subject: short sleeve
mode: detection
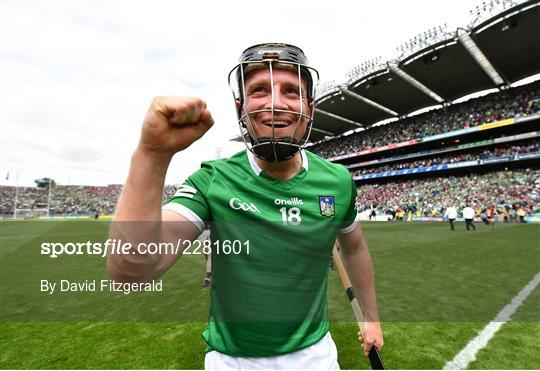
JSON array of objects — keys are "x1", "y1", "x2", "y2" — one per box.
[
  {"x1": 340, "y1": 176, "x2": 358, "y2": 234},
  {"x1": 162, "y1": 163, "x2": 213, "y2": 232}
]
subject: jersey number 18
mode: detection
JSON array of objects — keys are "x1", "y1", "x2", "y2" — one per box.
[{"x1": 279, "y1": 207, "x2": 301, "y2": 226}]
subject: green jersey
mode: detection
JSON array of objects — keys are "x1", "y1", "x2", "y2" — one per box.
[{"x1": 163, "y1": 149, "x2": 357, "y2": 357}]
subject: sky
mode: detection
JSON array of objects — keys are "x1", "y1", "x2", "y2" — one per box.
[{"x1": 0, "y1": 0, "x2": 507, "y2": 187}]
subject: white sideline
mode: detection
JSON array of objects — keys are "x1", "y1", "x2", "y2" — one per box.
[{"x1": 443, "y1": 271, "x2": 540, "y2": 370}]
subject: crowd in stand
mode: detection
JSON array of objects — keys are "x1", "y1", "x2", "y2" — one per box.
[
  {"x1": 356, "y1": 169, "x2": 539, "y2": 217},
  {"x1": 310, "y1": 81, "x2": 539, "y2": 159},
  {"x1": 0, "y1": 184, "x2": 123, "y2": 216},
  {"x1": 2, "y1": 168, "x2": 538, "y2": 219},
  {"x1": 0, "y1": 183, "x2": 186, "y2": 217},
  {"x1": 0, "y1": 186, "x2": 47, "y2": 213},
  {"x1": 351, "y1": 140, "x2": 540, "y2": 177},
  {"x1": 2, "y1": 83, "x2": 539, "y2": 219}
]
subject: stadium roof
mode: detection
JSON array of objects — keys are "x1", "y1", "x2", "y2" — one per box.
[{"x1": 312, "y1": 0, "x2": 540, "y2": 142}]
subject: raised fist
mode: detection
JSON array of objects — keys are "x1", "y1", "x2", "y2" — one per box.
[{"x1": 138, "y1": 96, "x2": 214, "y2": 157}]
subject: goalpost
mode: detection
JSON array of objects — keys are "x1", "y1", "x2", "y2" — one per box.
[
  {"x1": 11, "y1": 179, "x2": 53, "y2": 219},
  {"x1": 13, "y1": 208, "x2": 49, "y2": 219},
  {"x1": 13, "y1": 208, "x2": 31, "y2": 219}
]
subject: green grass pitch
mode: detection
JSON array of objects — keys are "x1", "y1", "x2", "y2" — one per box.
[{"x1": 1, "y1": 220, "x2": 538, "y2": 369}]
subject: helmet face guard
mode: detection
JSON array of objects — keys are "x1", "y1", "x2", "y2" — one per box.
[{"x1": 228, "y1": 43, "x2": 319, "y2": 162}]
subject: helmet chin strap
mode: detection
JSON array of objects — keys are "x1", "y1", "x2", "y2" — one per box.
[{"x1": 251, "y1": 137, "x2": 301, "y2": 162}]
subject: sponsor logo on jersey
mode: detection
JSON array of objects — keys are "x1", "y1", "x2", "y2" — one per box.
[
  {"x1": 229, "y1": 197, "x2": 260, "y2": 213},
  {"x1": 174, "y1": 185, "x2": 197, "y2": 198},
  {"x1": 319, "y1": 196, "x2": 335, "y2": 217},
  {"x1": 274, "y1": 197, "x2": 304, "y2": 206}
]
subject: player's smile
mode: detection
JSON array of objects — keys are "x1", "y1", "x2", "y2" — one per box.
[
  {"x1": 243, "y1": 68, "x2": 311, "y2": 140},
  {"x1": 261, "y1": 120, "x2": 292, "y2": 128}
]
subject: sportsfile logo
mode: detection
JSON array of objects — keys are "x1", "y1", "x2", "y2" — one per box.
[
  {"x1": 229, "y1": 197, "x2": 260, "y2": 213},
  {"x1": 274, "y1": 197, "x2": 303, "y2": 206}
]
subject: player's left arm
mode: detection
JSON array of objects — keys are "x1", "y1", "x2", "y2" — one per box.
[{"x1": 337, "y1": 224, "x2": 384, "y2": 356}]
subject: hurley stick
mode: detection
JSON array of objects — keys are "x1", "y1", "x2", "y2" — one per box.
[{"x1": 332, "y1": 246, "x2": 385, "y2": 370}]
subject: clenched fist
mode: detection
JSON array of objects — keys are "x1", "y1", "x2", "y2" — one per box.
[{"x1": 137, "y1": 96, "x2": 214, "y2": 158}]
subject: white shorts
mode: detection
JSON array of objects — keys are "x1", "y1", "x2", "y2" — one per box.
[{"x1": 204, "y1": 332, "x2": 339, "y2": 370}]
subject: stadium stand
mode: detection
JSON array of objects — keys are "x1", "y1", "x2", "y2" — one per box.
[
  {"x1": 307, "y1": 0, "x2": 540, "y2": 222},
  {"x1": 0, "y1": 184, "x2": 183, "y2": 218},
  {"x1": 1, "y1": 81, "x2": 538, "y2": 220},
  {"x1": 350, "y1": 140, "x2": 540, "y2": 177},
  {"x1": 0, "y1": 185, "x2": 123, "y2": 217},
  {"x1": 309, "y1": 81, "x2": 540, "y2": 221},
  {"x1": 355, "y1": 169, "x2": 539, "y2": 217},
  {"x1": 310, "y1": 81, "x2": 539, "y2": 159}
]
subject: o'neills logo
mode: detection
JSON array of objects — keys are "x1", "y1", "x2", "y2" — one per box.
[{"x1": 274, "y1": 197, "x2": 303, "y2": 206}]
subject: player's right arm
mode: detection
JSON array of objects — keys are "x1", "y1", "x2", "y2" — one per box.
[{"x1": 108, "y1": 97, "x2": 214, "y2": 283}]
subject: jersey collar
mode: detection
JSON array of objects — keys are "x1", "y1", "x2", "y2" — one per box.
[{"x1": 247, "y1": 150, "x2": 309, "y2": 176}]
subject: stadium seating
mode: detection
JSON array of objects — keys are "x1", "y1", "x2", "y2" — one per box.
[
  {"x1": 311, "y1": 81, "x2": 540, "y2": 220},
  {"x1": 310, "y1": 81, "x2": 539, "y2": 159},
  {"x1": 355, "y1": 169, "x2": 539, "y2": 217},
  {"x1": 351, "y1": 141, "x2": 540, "y2": 177},
  {"x1": 1, "y1": 82, "x2": 538, "y2": 220}
]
